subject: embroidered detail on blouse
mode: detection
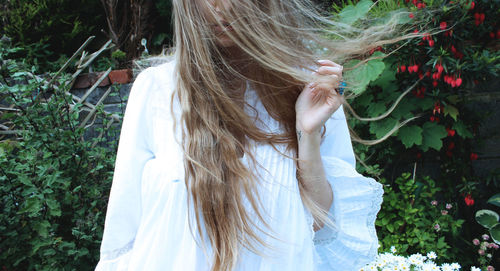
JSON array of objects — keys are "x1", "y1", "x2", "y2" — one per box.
[
  {"x1": 100, "y1": 239, "x2": 135, "y2": 261},
  {"x1": 313, "y1": 229, "x2": 339, "y2": 246},
  {"x1": 312, "y1": 177, "x2": 383, "y2": 247},
  {"x1": 363, "y1": 178, "x2": 384, "y2": 258}
]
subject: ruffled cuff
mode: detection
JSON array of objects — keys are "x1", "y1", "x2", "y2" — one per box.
[
  {"x1": 313, "y1": 156, "x2": 383, "y2": 271},
  {"x1": 95, "y1": 240, "x2": 134, "y2": 271}
]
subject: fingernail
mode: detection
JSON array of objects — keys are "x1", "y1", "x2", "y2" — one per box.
[{"x1": 317, "y1": 59, "x2": 328, "y2": 63}]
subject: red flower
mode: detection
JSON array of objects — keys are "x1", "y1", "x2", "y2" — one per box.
[
  {"x1": 436, "y1": 63, "x2": 444, "y2": 73},
  {"x1": 428, "y1": 39, "x2": 435, "y2": 47},
  {"x1": 446, "y1": 128, "x2": 456, "y2": 137},
  {"x1": 440, "y1": 22, "x2": 447, "y2": 30},
  {"x1": 469, "y1": 1, "x2": 475, "y2": 10},
  {"x1": 409, "y1": 13, "x2": 414, "y2": 19},
  {"x1": 490, "y1": 32, "x2": 496, "y2": 39},
  {"x1": 448, "y1": 142, "x2": 455, "y2": 150},
  {"x1": 400, "y1": 65, "x2": 406, "y2": 72},
  {"x1": 455, "y1": 77, "x2": 463, "y2": 87},
  {"x1": 464, "y1": 194, "x2": 475, "y2": 206},
  {"x1": 470, "y1": 152, "x2": 478, "y2": 160}
]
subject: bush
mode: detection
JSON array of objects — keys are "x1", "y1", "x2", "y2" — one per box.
[
  {"x1": 0, "y1": 39, "x2": 120, "y2": 270},
  {"x1": 332, "y1": 0, "x2": 500, "y2": 268},
  {"x1": 376, "y1": 173, "x2": 465, "y2": 263},
  {"x1": 0, "y1": 0, "x2": 106, "y2": 71}
]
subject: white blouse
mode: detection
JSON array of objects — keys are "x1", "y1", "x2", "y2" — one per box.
[{"x1": 95, "y1": 60, "x2": 383, "y2": 271}]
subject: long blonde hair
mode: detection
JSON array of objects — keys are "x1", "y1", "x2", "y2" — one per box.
[{"x1": 171, "y1": 0, "x2": 414, "y2": 270}]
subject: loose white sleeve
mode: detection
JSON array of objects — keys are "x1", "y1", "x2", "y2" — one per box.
[
  {"x1": 313, "y1": 105, "x2": 384, "y2": 271},
  {"x1": 95, "y1": 69, "x2": 157, "y2": 270}
]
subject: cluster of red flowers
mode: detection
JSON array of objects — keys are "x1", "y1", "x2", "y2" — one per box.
[
  {"x1": 422, "y1": 33, "x2": 435, "y2": 47},
  {"x1": 473, "y1": 12, "x2": 485, "y2": 26},
  {"x1": 488, "y1": 29, "x2": 500, "y2": 39},
  {"x1": 443, "y1": 74, "x2": 463, "y2": 88},
  {"x1": 439, "y1": 21, "x2": 447, "y2": 30},
  {"x1": 450, "y1": 45, "x2": 464, "y2": 60},
  {"x1": 430, "y1": 101, "x2": 443, "y2": 122},
  {"x1": 396, "y1": 63, "x2": 420, "y2": 74},
  {"x1": 405, "y1": 0, "x2": 426, "y2": 9},
  {"x1": 464, "y1": 194, "x2": 474, "y2": 206},
  {"x1": 413, "y1": 86, "x2": 426, "y2": 98}
]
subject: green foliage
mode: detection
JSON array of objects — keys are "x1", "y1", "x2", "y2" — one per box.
[
  {"x1": 0, "y1": 40, "x2": 119, "y2": 270},
  {"x1": 344, "y1": 51, "x2": 387, "y2": 94},
  {"x1": 475, "y1": 194, "x2": 500, "y2": 245},
  {"x1": 376, "y1": 173, "x2": 465, "y2": 262},
  {"x1": 338, "y1": 0, "x2": 500, "y2": 267},
  {"x1": 0, "y1": 0, "x2": 106, "y2": 71},
  {"x1": 337, "y1": 0, "x2": 373, "y2": 24}
]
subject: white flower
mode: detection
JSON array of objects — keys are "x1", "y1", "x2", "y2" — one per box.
[
  {"x1": 450, "y1": 263, "x2": 461, "y2": 270},
  {"x1": 470, "y1": 267, "x2": 481, "y2": 271},
  {"x1": 409, "y1": 254, "x2": 424, "y2": 266},
  {"x1": 391, "y1": 246, "x2": 397, "y2": 253},
  {"x1": 441, "y1": 263, "x2": 453, "y2": 271},
  {"x1": 427, "y1": 251, "x2": 437, "y2": 260},
  {"x1": 398, "y1": 261, "x2": 410, "y2": 270}
]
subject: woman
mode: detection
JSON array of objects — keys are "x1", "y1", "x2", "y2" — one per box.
[{"x1": 96, "y1": 0, "x2": 398, "y2": 270}]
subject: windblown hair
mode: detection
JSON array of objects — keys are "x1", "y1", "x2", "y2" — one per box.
[{"x1": 171, "y1": 0, "x2": 415, "y2": 270}]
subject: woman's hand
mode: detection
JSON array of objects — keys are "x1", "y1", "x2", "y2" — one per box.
[{"x1": 295, "y1": 60, "x2": 344, "y2": 135}]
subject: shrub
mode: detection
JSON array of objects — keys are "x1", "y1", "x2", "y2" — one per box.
[
  {"x1": 0, "y1": 39, "x2": 120, "y2": 270},
  {"x1": 0, "y1": 0, "x2": 106, "y2": 71}
]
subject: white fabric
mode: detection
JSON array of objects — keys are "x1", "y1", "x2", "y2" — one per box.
[{"x1": 95, "y1": 61, "x2": 383, "y2": 271}]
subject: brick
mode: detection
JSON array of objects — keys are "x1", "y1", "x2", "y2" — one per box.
[{"x1": 108, "y1": 69, "x2": 133, "y2": 85}]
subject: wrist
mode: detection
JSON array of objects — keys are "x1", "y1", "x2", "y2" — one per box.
[{"x1": 296, "y1": 126, "x2": 322, "y2": 144}]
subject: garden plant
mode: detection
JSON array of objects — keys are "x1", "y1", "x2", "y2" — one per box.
[{"x1": 0, "y1": 0, "x2": 499, "y2": 270}]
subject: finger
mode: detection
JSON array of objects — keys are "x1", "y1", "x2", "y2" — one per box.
[
  {"x1": 317, "y1": 60, "x2": 341, "y2": 68},
  {"x1": 313, "y1": 82, "x2": 341, "y2": 96},
  {"x1": 314, "y1": 74, "x2": 341, "y2": 86},
  {"x1": 316, "y1": 66, "x2": 343, "y2": 76}
]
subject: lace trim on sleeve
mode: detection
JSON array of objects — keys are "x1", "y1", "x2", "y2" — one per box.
[
  {"x1": 100, "y1": 239, "x2": 135, "y2": 261},
  {"x1": 312, "y1": 179, "x2": 383, "y2": 246}
]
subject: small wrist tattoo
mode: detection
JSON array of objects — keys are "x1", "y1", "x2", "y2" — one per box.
[
  {"x1": 297, "y1": 127, "x2": 323, "y2": 141},
  {"x1": 297, "y1": 129, "x2": 302, "y2": 141}
]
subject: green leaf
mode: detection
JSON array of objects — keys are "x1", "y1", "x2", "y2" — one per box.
[
  {"x1": 370, "y1": 118, "x2": 398, "y2": 138},
  {"x1": 421, "y1": 122, "x2": 447, "y2": 151},
  {"x1": 487, "y1": 193, "x2": 500, "y2": 208},
  {"x1": 397, "y1": 125, "x2": 423, "y2": 148},
  {"x1": 367, "y1": 102, "x2": 387, "y2": 117},
  {"x1": 18, "y1": 197, "x2": 42, "y2": 216},
  {"x1": 417, "y1": 97, "x2": 434, "y2": 111},
  {"x1": 452, "y1": 121, "x2": 473, "y2": 138},
  {"x1": 443, "y1": 105, "x2": 459, "y2": 121},
  {"x1": 344, "y1": 52, "x2": 386, "y2": 94},
  {"x1": 475, "y1": 210, "x2": 499, "y2": 229},
  {"x1": 46, "y1": 198, "x2": 61, "y2": 217},
  {"x1": 392, "y1": 99, "x2": 418, "y2": 119},
  {"x1": 338, "y1": 0, "x2": 373, "y2": 25},
  {"x1": 371, "y1": 64, "x2": 398, "y2": 93},
  {"x1": 34, "y1": 220, "x2": 51, "y2": 238},
  {"x1": 387, "y1": 223, "x2": 394, "y2": 233},
  {"x1": 491, "y1": 223, "x2": 500, "y2": 245}
]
